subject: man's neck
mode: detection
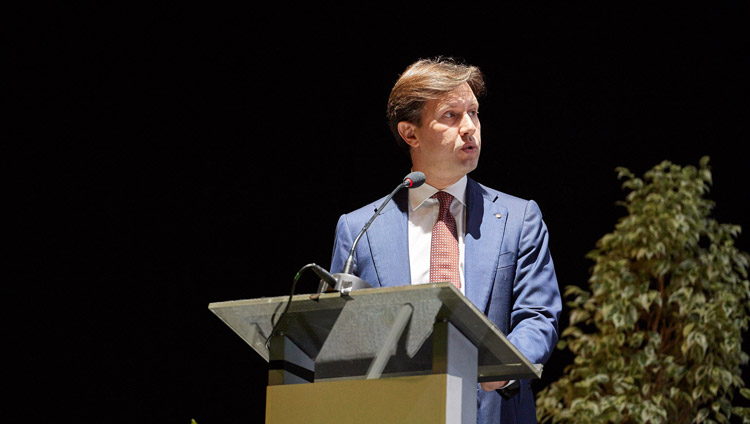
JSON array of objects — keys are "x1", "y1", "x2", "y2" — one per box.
[{"x1": 420, "y1": 173, "x2": 467, "y2": 190}]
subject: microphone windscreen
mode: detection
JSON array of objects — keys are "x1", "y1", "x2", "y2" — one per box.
[{"x1": 404, "y1": 171, "x2": 426, "y2": 188}]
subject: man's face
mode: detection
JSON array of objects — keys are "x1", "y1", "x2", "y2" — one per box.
[{"x1": 402, "y1": 82, "x2": 481, "y2": 188}]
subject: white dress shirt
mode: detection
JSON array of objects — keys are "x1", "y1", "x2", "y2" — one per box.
[{"x1": 407, "y1": 175, "x2": 467, "y2": 295}]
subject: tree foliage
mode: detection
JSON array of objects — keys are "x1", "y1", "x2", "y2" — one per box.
[{"x1": 536, "y1": 157, "x2": 750, "y2": 423}]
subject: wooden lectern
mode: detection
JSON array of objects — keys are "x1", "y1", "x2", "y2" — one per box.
[{"x1": 209, "y1": 283, "x2": 541, "y2": 424}]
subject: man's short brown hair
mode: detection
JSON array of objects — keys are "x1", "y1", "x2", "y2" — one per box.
[{"x1": 386, "y1": 57, "x2": 486, "y2": 150}]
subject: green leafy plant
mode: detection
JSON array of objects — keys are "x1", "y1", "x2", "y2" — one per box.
[{"x1": 536, "y1": 157, "x2": 750, "y2": 423}]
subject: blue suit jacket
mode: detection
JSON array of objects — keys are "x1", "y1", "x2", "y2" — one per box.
[{"x1": 330, "y1": 177, "x2": 562, "y2": 423}]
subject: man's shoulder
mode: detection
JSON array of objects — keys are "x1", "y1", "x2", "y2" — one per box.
[
  {"x1": 339, "y1": 201, "x2": 377, "y2": 224},
  {"x1": 339, "y1": 190, "x2": 406, "y2": 221},
  {"x1": 469, "y1": 179, "x2": 550, "y2": 233},
  {"x1": 470, "y1": 178, "x2": 531, "y2": 210}
]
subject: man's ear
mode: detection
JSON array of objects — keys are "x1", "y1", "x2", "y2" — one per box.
[{"x1": 397, "y1": 121, "x2": 419, "y2": 148}]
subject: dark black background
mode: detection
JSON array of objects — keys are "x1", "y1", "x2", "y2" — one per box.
[{"x1": 9, "y1": 3, "x2": 749, "y2": 423}]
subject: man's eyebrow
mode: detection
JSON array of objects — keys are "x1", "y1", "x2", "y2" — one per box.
[{"x1": 436, "y1": 98, "x2": 479, "y2": 110}]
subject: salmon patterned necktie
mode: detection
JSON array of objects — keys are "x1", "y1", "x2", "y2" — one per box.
[{"x1": 429, "y1": 191, "x2": 461, "y2": 289}]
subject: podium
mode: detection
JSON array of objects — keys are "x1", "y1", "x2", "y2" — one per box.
[{"x1": 209, "y1": 283, "x2": 541, "y2": 424}]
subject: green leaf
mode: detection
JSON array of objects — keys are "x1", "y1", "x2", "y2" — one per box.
[{"x1": 696, "y1": 407, "x2": 710, "y2": 422}]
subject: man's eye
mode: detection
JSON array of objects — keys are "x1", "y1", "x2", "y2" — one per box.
[{"x1": 444, "y1": 112, "x2": 455, "y2": 118}]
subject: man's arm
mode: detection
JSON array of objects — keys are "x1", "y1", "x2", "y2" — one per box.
[
  {"x1": 330, "y1": 214, "x2": 354, "y2": 274},
  {"x1": 507, "y1": 199, "x2": 562, "y2": 366}
]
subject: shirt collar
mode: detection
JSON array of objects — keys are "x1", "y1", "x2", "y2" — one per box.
[{"x1": 409, "y1": 175, "x2": 468, "y2": 211}]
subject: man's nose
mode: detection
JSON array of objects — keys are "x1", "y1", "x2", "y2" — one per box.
[{"x1": 459, "y1": 113, "x2": 478, "y2": 137}]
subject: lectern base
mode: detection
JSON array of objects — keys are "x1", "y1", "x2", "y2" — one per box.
[{"x1": 266, "y1": 373, "x2": 468, "y2": 424}]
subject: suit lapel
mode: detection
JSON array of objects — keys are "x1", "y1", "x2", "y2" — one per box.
[
  {"x1": 464, "y1": 178, "x2": 508, "y2": 314},
  {"x1": 366, "y1": 190, "x2": 411, "y2": 287}
]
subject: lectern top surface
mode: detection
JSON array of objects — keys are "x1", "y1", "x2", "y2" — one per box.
[{"x1": 209, "y1": 283, "x2": 541, "y2": 380}]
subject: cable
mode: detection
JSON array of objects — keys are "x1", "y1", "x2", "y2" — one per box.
[{"x1": 264, "y1": 263, "x2": 318, "y2": 348}]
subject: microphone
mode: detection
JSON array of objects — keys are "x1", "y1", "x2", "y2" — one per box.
[
  {"x1": 271, "y1": 173, "x2": 426, "y2": 342},
  {"x1": 403, "y1": 171, "x2": 426, "y2": 189},
  {"x1": 333, "y1": 172, "x2": 425, "y2": 293}
]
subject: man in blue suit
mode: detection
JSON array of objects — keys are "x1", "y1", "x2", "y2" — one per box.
[{"x1": 330, "y1": 57, "x2": 562, "y2": 423}]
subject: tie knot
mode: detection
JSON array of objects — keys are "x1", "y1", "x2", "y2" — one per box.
[{"x1": 433, "y1": 191, "x2": 453, "y2": 210}]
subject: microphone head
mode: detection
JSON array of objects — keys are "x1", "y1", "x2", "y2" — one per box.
[{"x1": 403, "y1": 171, "x2": 426, "y2": 188}]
